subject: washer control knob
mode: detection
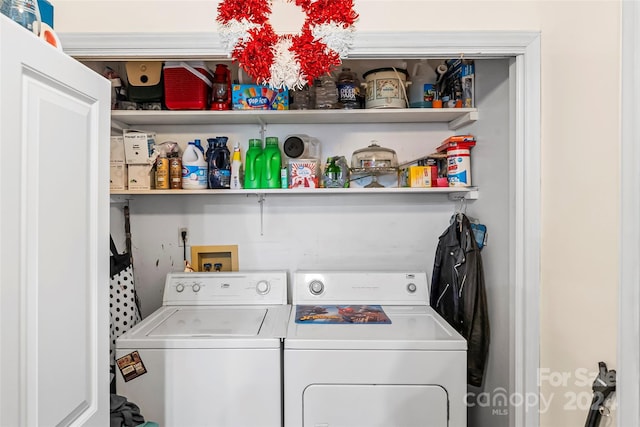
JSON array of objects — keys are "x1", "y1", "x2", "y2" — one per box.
[
  {"x1": 309, "y1": 280, "x2": 325, "y2": 295},
  {"x1": 256, "y1": 280, "x2": 270, "y2": 295},
  {"x1": 192, "y1": 283, "x2": 201, "y2": 293},
  {"x1": 407, "y1": 283, "x2": 417, "y2": 293},
  {"x1": 176, "y1": 283, "x2": 185, "y2": 293}
]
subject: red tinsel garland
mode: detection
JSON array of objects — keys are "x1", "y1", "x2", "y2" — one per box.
[{"x1": 217, "y1": 0, "x2": 358, "y2": 89}]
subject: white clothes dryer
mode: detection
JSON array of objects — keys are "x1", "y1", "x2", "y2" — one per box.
[
  {"x1": 284, "y1": 271, "x2": 467, "y2": 427},
  {"x1": 115, "y1": 271, "x2": 290, "y2": 427}
]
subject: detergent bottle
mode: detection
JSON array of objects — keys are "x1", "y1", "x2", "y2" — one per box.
[
  {"x1": 181, "y1": 141, "x2": 207, "y2": 189},
  {"x1": 230, "y1": 143, "x2": 243, "y2": 189},
  {"x1": 408, "y1": 60, "x2": 437, "y2": 108},
  {"x1": 243, "y1": 139, "x2": 264, "y2": 189},
  {"x1": 261, "y1": 136, "x2": 282, "y2": 188},
  {"x1": 206, "y1": 136, "x2": 231, "y2": 189},
  {"x1": 194, "y1": 138, "x2": 205, "y2": 154}
]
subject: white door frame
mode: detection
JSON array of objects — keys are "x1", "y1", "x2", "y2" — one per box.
[
  {"x1": 619, "y1": 2, "x2": 640, "y2": 426},
  {"x1": 60, "y1": 30, "x2": 542, "y2": 427}
]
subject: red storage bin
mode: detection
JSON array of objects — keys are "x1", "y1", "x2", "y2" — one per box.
[{"x1": 163, "y1": 62, "x2": 213, "y2": 110}]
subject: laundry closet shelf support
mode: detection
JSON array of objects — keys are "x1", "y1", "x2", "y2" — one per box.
[
  {"x1": 109, "y1": 108, "x2": 478, "y2": 129},
  {"x1": 110, "y1": 187, "x2": 479, "y2": 198}
]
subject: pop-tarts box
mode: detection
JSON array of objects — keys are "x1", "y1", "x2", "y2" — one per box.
[{"x1": 232, "y1": 84, "x2": 289, "y2": 110}]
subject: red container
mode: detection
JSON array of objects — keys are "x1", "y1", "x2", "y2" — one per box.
[{"x1": 163, "y1": 62, "x2": 213, "y2": 110}]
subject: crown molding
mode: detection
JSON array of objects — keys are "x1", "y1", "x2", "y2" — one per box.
[{"x1": 59, "y1": 31, "x2": 540, "y2": 60}]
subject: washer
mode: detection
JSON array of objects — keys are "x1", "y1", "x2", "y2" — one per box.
[
  {"x1": 115, "y1": 271, "x2": 290, "y2": 427},
  {"x1": 284, "y1": 271, "x2": 467, "y2": 427}
]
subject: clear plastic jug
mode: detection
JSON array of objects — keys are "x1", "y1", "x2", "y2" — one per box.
[
  {"x1": 409, "y1": 60, "x2": 437, "y2": 108},
  {"x1": 1, "y1": 0, "x2": 41, "y2": 35}
]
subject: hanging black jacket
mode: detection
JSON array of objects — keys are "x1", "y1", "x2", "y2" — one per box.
[{"x1": 430, "y1": 213, "x2": 490, "y2": 387}]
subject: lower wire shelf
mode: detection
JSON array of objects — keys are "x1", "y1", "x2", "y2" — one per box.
[{"x1": 110, "y1": 186, "x2": 479, "y2": 199}]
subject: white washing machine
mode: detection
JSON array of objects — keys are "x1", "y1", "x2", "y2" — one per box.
[
  {"x1": 284, "y1": 271, "x2": 467, "y2": 427},
  {"x1": 115, "y1": 271, "x2": 290, "y2": 427}
]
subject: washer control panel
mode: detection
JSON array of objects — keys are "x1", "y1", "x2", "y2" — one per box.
[
  {"x1": 163, "y1": 271, "x2": 287, "y2": 306},
  {"x1": 293, "y1": 271, "x2": 429, "y2": 305}
]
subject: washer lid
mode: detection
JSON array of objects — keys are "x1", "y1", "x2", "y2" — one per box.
[
  {"x1": 149, "y1": 308, "x2": 266, "y2": 337},
  {"x1": 116, "y1": 305, "x2": 291, "y2": 349},
  {"x1": 285, "y1": 305, "x2": 466, "y2": 351}
]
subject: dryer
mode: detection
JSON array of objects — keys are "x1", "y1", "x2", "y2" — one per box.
[
  {"x1": 115, "y1": 271, "x2": 290, "y2": 427},
  {"x1": 284, "y1": 271, "x2": 466, "y2": 427}
]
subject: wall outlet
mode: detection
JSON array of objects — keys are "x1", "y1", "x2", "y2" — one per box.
[{"x1": 179, "y1": 227, "x2": 188, "y2": 247}]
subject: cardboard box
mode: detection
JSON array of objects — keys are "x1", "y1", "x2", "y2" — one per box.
[
  {"x1": 110, "y1": 136, "x2": 126, "y2": 163},
  {"x1": 442, "y1": 59, "x2": 475, "y2": 108},
  {"x1": 123, "y1": 130, "x2": 156, "y2": 164},
  {"x1": 127, "y1": 164, "x2": 154, "y2": 190},
  {"x1": 232, "y1": 84, "x2": 289, "y2": 110},
  {"x1": 38, "y1": 0, "x2": 54, "y2": 28},
  {"x1": 110, "y1": 163, "x2": 128, "y2": 190},
  {"x1": 461, "y1": 73, "x2": 475, "y2": 108},
  {"x1": 400, "y1": 165, "x2": 436, "y2": 188},
  {"x1": 435, "y1": 135, "x2": 476, "y2": 153},
  {"x1": 289, "y1": 159, "x2": 319, "y2": 188}
]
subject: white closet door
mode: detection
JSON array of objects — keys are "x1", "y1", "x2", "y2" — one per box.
[{"x1": 0, "y1": 15, "x2": 110, "y2": 426}]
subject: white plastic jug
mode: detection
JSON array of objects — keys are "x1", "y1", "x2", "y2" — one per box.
[
  {"x1": 182, "y1": 141, "x2": 208, "y2": 189},
  {"x1": 409, "y1": 60, "x2": 437, "y2": 108}
]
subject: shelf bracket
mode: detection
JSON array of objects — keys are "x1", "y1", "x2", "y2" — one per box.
[
  {"x1": 448, "y1": 111, "x2": 478, "y2": 131},
  {"x1": 111, "y1": 119, "x2": 127, "y2": 132},
  {"x1": 110, "y1": 195, "x2": 132, "y2": 204},
  {"x1": 257, "y1": 117, "x2": 267, "y2": 141},
  {"x1": 247, "y1": 193, "x2": 267, "y2": 235},
  {"x1": 448, "y1": 188, "x2": 479, "y2": 200}
]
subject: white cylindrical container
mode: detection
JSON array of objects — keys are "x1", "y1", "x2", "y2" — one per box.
[
  {"x1": 182, "y1": 141, "x2": 208, "y2": 189},
  {"x1": 447, "y1": 148, "x2": 471, "y2": 187},
  {"x1": 362, "y1": 67, "x2": 409, "y2": 109}
]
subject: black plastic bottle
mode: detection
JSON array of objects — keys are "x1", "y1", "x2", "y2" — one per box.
[{"x1": 206, "y1": 137, "x2": 231, "y2": 189}]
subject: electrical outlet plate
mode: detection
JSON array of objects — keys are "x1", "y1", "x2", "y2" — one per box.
[{"x1": 179, "y1": 227, "x2": 188, "y2": 247}]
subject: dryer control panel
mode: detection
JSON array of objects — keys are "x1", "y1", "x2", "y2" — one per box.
[
  {"x1": 163, "y1": 271, "x2": 288, "y2": 306},
  {"x1": 292, "y1": 271, "x2": 429, "y2": 305}
]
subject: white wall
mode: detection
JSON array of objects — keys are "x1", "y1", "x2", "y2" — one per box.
[{"x1": 55, "y1": 1, "x2": 621, "y2": 426}]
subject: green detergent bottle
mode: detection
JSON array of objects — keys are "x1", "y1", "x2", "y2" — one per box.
[
  {"x1": 261, "y1": 136, "x2": 282, "y2": 188},
  {"x1": 243, "y1": 138, "x2": 264, "y2": 189}
]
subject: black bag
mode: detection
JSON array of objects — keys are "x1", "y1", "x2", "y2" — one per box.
[
  {"x1": 110, "y1": 236, "x2": 132, "y2": 278},
  {"x1": 109, "y1": 206, "x2": 142, "y2": 370}
]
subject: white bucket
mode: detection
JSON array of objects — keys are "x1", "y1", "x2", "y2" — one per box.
[
  {"x1": 447, "y1": 148, "x2": 471, "y2": 186},
  {"x1": 362, "y1": 67, "x2": 410, "y2": 109}
]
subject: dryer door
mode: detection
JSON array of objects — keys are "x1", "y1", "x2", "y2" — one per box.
[{"x1": 303, "y1": 384, "x2": 449, "y2": 426}]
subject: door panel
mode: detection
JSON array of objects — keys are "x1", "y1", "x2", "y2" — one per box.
[
  {"x1": 303, "y1": 384, "x2": 449, "y2": 427},
  {"x1": 1, "y1": 15, "x2": 110, "y2": 427}
]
